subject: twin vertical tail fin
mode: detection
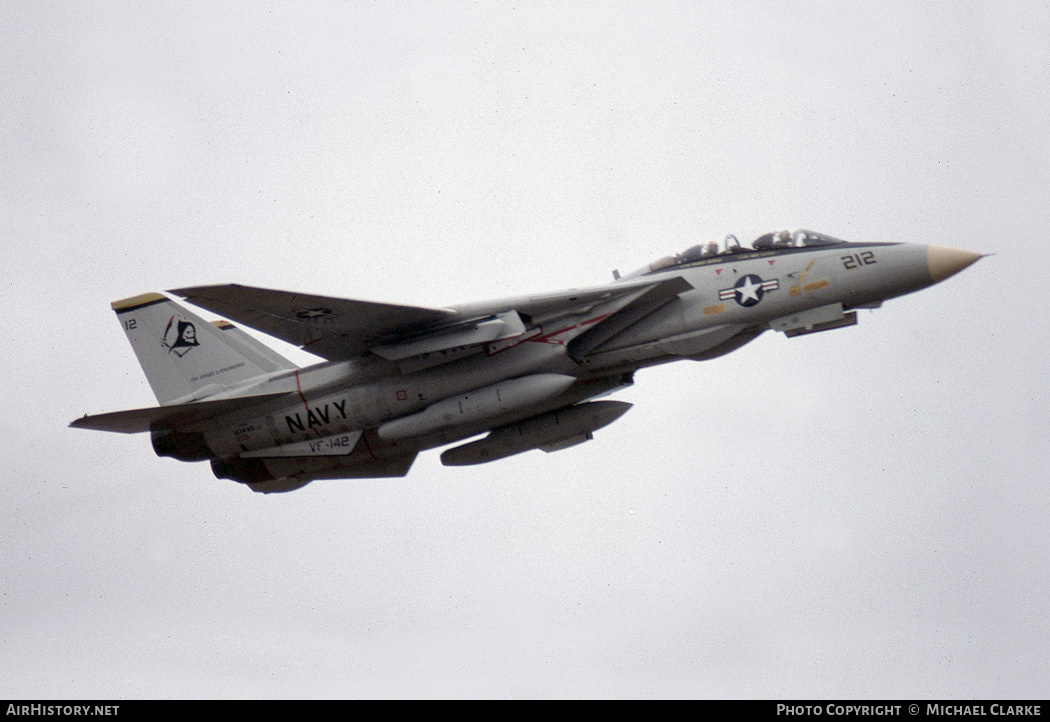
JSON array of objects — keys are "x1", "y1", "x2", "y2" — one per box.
[{"x1": 111, "y1": 293, "x2": 296, "y2": 405}]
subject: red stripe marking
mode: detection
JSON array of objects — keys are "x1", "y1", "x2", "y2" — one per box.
[
  {"x1": 360, "y1": 431, "x2": 378, "y2": 461},
  {"x1": 529, "y1": 314, "x2": 610, "y2": 344},
  {"x1": 294, "y1": 370, "x2": 323, "y2": 437},
  {"x1": 487, "y1": 329, "x2": 544, "y2": 355}
]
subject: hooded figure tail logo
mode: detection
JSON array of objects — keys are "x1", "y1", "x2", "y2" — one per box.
[{"x1": 161, "y1": 316, "x2": 200, "y2": 357}]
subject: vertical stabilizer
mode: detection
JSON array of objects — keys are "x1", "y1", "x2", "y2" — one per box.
[{"x1": 111, "y1": 293, "x2": 296, "y2": 404}]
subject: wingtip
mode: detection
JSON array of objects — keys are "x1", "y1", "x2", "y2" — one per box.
[
  {"x1": 169, "y1": 283, "x2": 262, "y2": 299},
  {"x1": 167, "y1": 286, "x2": 200, "y2": 299}
]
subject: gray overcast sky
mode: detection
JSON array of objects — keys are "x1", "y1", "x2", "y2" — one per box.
[{"x1": 2, "y1": 0, "x2": 1048, "y2": 699}]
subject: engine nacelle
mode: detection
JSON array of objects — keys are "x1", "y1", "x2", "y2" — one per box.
[
  {"x1": 211, "y1": 457, "x2": 276, "y2": 484},
  {"x1": 152, "y1": 429, "x2": 212, "y2": 461},
  {"x1": 211, "y1": 457, "x2": 312, "y2": 493}
]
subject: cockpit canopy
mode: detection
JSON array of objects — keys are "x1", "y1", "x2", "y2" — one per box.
[{"x1": 624, "y1": 229, "x2": 846, "y2": 279}]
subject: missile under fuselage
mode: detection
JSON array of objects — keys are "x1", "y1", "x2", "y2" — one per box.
[
  {"x1": 376, "y1": 373, "x2": 578, "y2": 441},
  {"x1": 439, "y1": 399, "x2": 632, "y2": 466}
]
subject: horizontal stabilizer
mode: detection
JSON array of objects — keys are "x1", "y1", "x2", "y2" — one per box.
[{"x1": 69, "y1": 392, "x2": 289, "y2": 434}]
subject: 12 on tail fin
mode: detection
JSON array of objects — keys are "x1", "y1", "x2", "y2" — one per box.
[{"x1": 111, "y1": 293, "x2": 296, "y2": 405}]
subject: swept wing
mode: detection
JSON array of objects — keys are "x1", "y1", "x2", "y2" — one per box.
[
  {"x1": 171, "y1": 276, "x2": 693, "y2": 363},
  {"x1": 170, "y1": 284, "x2": 457, "y2": 360}
]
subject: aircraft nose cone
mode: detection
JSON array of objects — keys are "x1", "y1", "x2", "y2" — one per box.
[{"x1": 927, "y1": 245, "x2": 982, "y2": 283}]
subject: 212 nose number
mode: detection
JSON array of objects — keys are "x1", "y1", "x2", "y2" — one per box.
[{"x1": 841, "y1": 251, "x2": 876, "y2": 269}]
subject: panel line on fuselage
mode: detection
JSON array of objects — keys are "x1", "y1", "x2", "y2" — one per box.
[{"x1": 643, "y1": 242, "x2": 903, "y2": 276}]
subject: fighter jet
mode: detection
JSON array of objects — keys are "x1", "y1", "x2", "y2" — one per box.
[{"x1": 71, "y1": 229, "x2": 982, "y2": 493}]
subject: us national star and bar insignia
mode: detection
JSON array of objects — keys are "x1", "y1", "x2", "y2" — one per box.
[
  {"x1": 719, "y1": 274, "x2": 779, "y2": 307},
  {"x1": 294, "y1": 307, "x2": 335, "y2": 320}
]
